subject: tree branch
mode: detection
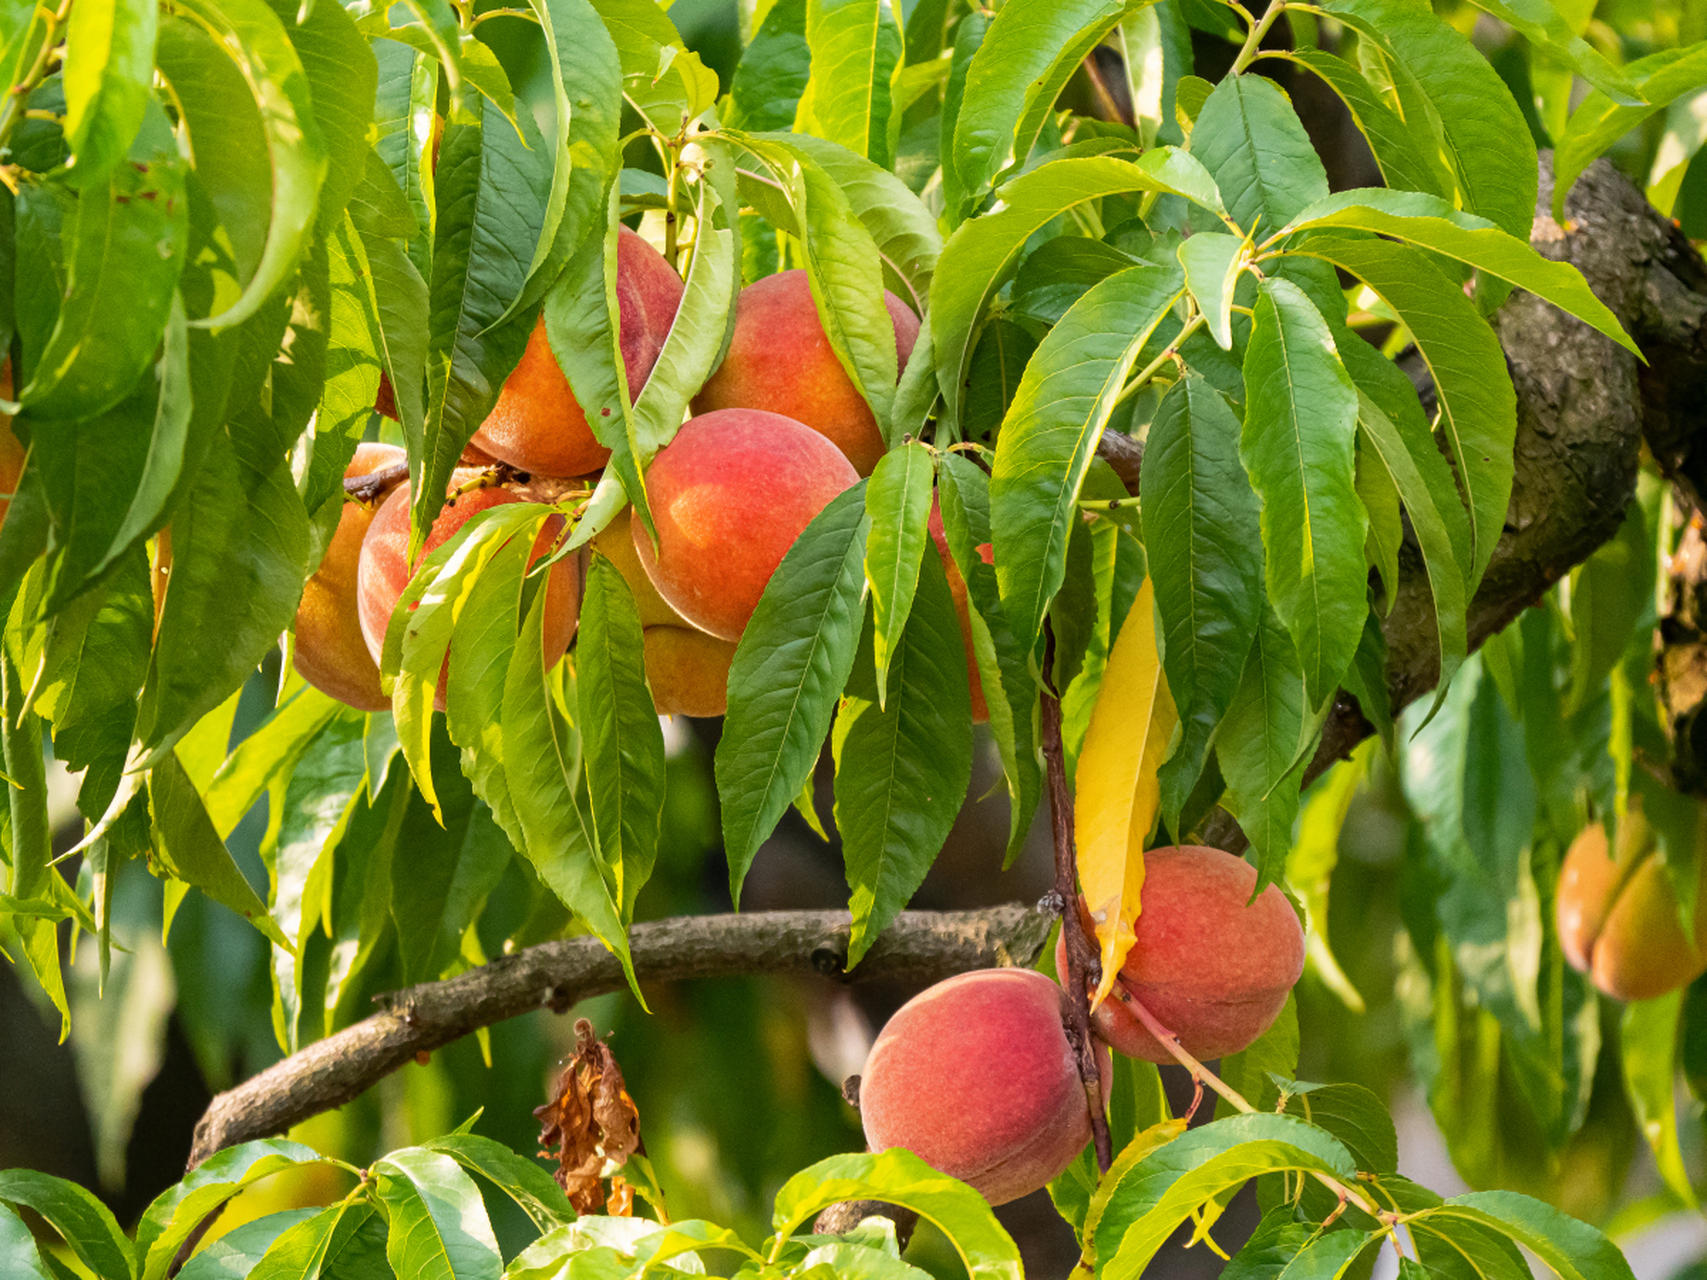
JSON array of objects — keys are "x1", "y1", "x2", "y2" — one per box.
[{"x1": 188, "y1": 905, "x2": 1056, "y2": 1169}]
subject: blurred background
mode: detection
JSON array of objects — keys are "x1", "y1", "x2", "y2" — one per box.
[{"x1": 7, "y1": 1, "x2": 1707, "y2": 1277}]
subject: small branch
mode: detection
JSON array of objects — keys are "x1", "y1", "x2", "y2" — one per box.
[
  {"x1": 343, "y1": 461, "x2": 411, "y2": 505},
  {"x1": 1231, "y1": 0, "x2": 1287, "y2": 75},
  {"x1": 1094, "y1": 430, "x2": 1144, "y2": 496},
  {"x1": 188, "y1": 905, "x2": 1056, "y2": 1169},
  {"x1": 1121, "y1": 991, "x2": 1386, "y2": 1223},
  {"x1": 1040, "y1": 626, "x2": 1115, "y2": 1174}
]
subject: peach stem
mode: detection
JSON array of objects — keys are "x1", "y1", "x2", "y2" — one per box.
[{"x1": 1120, "y1": 991, "x2": 1390, "y2": 1225}]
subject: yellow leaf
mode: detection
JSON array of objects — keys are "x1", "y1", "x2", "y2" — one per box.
[{"x1": 1074, "y1": 577, "x2": 1178, "y2": 1010}]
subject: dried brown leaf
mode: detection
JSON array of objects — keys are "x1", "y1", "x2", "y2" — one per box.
[{"x1": 535, "y1": 1018, "x2": 644, "y2": 1214}]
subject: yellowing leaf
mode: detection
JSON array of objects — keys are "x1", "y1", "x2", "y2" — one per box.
[{"x1": 1074, "y1": 577, "x2": 1178, "y2": 1009}]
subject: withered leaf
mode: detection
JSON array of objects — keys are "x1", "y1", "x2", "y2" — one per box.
[{"x1": 535, "y1": 1017, "x2": 644, "y2": 1214}]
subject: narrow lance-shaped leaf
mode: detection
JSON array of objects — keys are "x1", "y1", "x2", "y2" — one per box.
[
  {"x1": 1141, "y1": 375, "x2": 1263, "y2": 829},
  {"x1": 835, "y1": 554, "x2": 973, "y2": 967},
  {"x1": 1176, "y1": 233, "x2": 1245, "y2": 351},
  {"x1": 728, "y1": 0, "x2": 810, "y2": 133},
  {"x1": 60, "y1": 0, "x2": 157, "y2": 189},
  {"x1": 1217, "y1": 603, "x2": 1309, "y2": 889},
  {"x1": 1420, "y1": 1192, "x2": 1636, "y2": 1280},
  {"x1": 135, "y1": 1140, "x2": 326, "y2": 1280},
  {"x1": 1622, "y1": 991, "x2": 1695, "y2": 1207},
  {"x1": 1553, "y1": 46, "x2": 1707, "y2": 219},
  {"x1": 718, "y1": 483, "x2": 871, "y2": 902},
  {"x1": 174, "y1": 0, "x2": 329, "y2": 328},
  {"x1": 1278, "y1": 190, "x2": 1636, "y2": 355},
  {"x1": 797, "y1": 0, "x2": 902, "y2": 168},
  {"x1": 930, "y1": 150, "x2": 1225, "y2": 430},
  {"x1": 1240, "y1": 276, "x2": 1366, "y2": 708},
  {"x1": 865, "y1": 441, "x2": 934, "y2": 707},
  {"x1": 990, "y1": 263, "x2": 1185, "y2": 649},
  {"x1": 579, "y1": 556, "x2": 666, "y2": 920},
  {"x1": 0, "y1": 1168, "x2": 137, "y2": 1280},
  {"x1": 1076, "y1": 577, "x2": 1177, "y2": 1008},
  {"x1": 374, "y1": 1148, "x2": 502, "y2": 1280},
  {"x1": 1189, "y1": 72, "x2": 1328, "y2": 236},
  {"x1": 951, "y1": 0, "x2": 1140, "y2": 203},
  {"x1": 1284, "y1": 236, "x2": 1515, "y2": 592}
]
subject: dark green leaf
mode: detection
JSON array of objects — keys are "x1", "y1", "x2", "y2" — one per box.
[
  {"x1": 579, "y1": 556, "x2": 666, "y2": 919},
  {"x1": 1553, "y1": 46, "x2": 1707, "y2": 217},
  {"x1": 1142, "y1": 375, "x2": 1262, "y2": 828},
  {"x1": 135, "y1": 1140, "x2": 323, "y2": 1280},
  {"x1": 1191, "y1": 73, "x2": 1327, "y2": 236},
  {"x1": 0, "y1": 1167, "x2": 135, "y2": 1280},
  {"x1": 729, "y1": 0, "x2": 809, "y2": 132},
  {"x1": 271, "y1": 0, "x2": 376, "y2": 234},
  {"x1": 989, "y1": 263, "x2": 1185, "y2": 648},
  {"x1": 1277, "y1": 1081, "x2": 1398, "y2": 1175},
  {"x1": 1424, "y1": 1192, "x2": 1635, "y2": 1280},
  {"x1": 1240, "y1": 277, "x2": 1365, "y2": 707},
  {"x1": 1217, "y1": 603, "x2": 1308, "y2": 887},
  {"x1": 864, "y1": 442, "x2": 935, "y2": 706},
  {"x1": 718, "y1": 483, "x2": 870, "y2": 902},
  {"x1": 799, "y1": 0, "x2": 902, "y2": 167},
  {"x1": 834, "y1": 554, "x2": 973, "y2": 966}
]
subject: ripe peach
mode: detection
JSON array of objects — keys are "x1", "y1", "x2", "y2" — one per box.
[
  {"x1": 926, "y1": 500, "x2": 992, "y2": 725},
  {"x1": 1059, "y1": 846, "x2": 1305, "y2": 1063},
  {"x1": 1557, "y1": 809, "x2": 1707, "y2": 1001},
  {"x1": 0, "y1": 360, "x2": 21, "y2": 528},
  {"x1": 859, "y1": 968, "x2": 1111, "y2": 1206},
  {"x1": 691, "y1": 269, "x2": 920, "y2": 476},
  {"x1": 591, "y1": 509, "x2": 736, "y2": 716},
  {"x1": 356, "y1": 476, "x2": 579, "y2": 710},
  {"x1": 633, "y1": 409, "x2": 859, "y2": 643},
  {"x1": 295, "y1": 443, "x2": 407, "y2": 711},
  {"x1": 470, "y1": 227, "x2": 685, "y2": 478}
]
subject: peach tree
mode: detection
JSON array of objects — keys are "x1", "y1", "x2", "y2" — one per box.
[{"x1": 1, "y1": 0, "x2": 1705, "y2": 1276}]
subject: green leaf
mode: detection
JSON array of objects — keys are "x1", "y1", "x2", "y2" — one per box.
[
  {"x1": 1351, "y1": 386, "x2": 1467, "y2": 699},
  {"x1": 1142, "y1": 375, "x2": 1262, "y2": 829},
  {"x1": 728, "y1": 0, "x2": 810, "y2": 132},
  {"x1": 1190, "y1": 72, "x2": 1327, "y2": 235},
  {"x1": 135, "y1": 415, "x2": 312, "y2": 762},
  {"x1": 353, "y1": 211, "x2": 430, "y2": 450},
  {"x1": 18, "y1": 129, "x2": 187, "y2": 421},
  {"x1": 1177, "y1": 232, "x2": 1246, "y2": 351},
  {"x1": 1284, "y1": 234, "x2": 1514, "y2": 592},
  {"x1": 1554, "y1": 46, "x2": 1707, "y2": 219},
  {"x1": 0, "y1": 1167, "x2": 136, "y2": 1280},
  {"x1": 1240, "y1": 277, "x2": 1365, "y2": 707},
  {"x1": 1566, "y1": 501, "x2": 1653, "y2": 714},
  {"x1": 1218, "y1": 603, "x2": 1309, "y2": 887},
  {"x1": 989, "y1": 263, "x2": 1185, "y2": 648},
  {"x1": 834, "y1": 554, "x2": 973, "y2": 966},
  {"x1": 1095, "y1": 1113, "x2": 1357, "y2": 1280},
  {"x1": 864, "y1": 441, "x2": 935, "y2": 706},
  {"x1": 1264, "y1": 48, "x2": 1454, "y2": 202},
  {"x1": 1279, "y1": 190, "x2": 1636, "y2": 355},
  {"x1": 1315, "y1": 0, "x2": 1536, "y2": 239},
  {"x1": 1422, "y1": 1192, "x2": 1636, "y2": 1280},
  {"x1": 174, "y1": 0, "x2": 329, "y2": 328},
  {"x1": 136, "y1": 1140, "x2": 323, "y2": 1280},
  {"x1": 507, "y1": 0, "x2": 622, "y2": 324},
  {"x1": 717, "y1": 483, "x2": 870, "y2": 903},
  {"x1": 374, "y1": 1148, "x2": 502, "y2": 1280},
  {"x1": 201, "y1": 684, "x2": 341, "y2": 839},
  {"x1": 147, "y1": 752, "x2": 293, "y2": 951},
  {"x1": 1217, "y1": 1207, "x2": 1371, "y2": 1280},
  {"x1": 273, "y1": 0, "x2": 376, "y2": 235},
  {"x1": 770, "y1": 1150, "x2": 1022, "y2": 1280},
  {"x1": 419, "y1": 1133, "x2": 576, "y2": 1233},
  {"x1": 579, "y1": 556, "x2": 667, "y2": 919},
  {"x1": 245, "y1": 1203, "x2": 352, "y2": 1280},
  {"x1": 414, "y1": 80, "x2": 550, "y2": 551},
  {"x1": 930, "y1": 150, "x2": 1223, "y2": 430},
  {"x1": 60, "y1": 0, "x2": 157, "y2": 189},
  {"x1": 962, "y1": 320, "x2": 1038, "y2": 440},
  {"x1": 733, "y1": 132, "x2": 899, "y2": 443},
  {"x1": 1463, "y1": 0, "x2": 1637, "y2": 104},
  {"x1": 371, "y1": 38, "x2": 435, "y2": 269},
  {"x1": 798, "y1": 0, "x2": 902, "y2": 167},
  {"x1": 1276, "y1": 1081, "x2": 1398, "y2": 1175},
  {"x1": 951, "y1": 0, "x2": 1138, "y2": 204},
  {"x1": 590, "y1": 0, "x2": 718, "y2": 128},
  {"x1": 503, "y1": 588, "x2": 635, "y2": 992},
  {"x1": 937, "y1": 8, "x2": 988, "y2": 224},
  {"x1": 0, "y1": 1206, "x2": 59, "y2": 1279},
  {"x1": 1621, "y1": 991, "x2": 1695, "y2": 1207},
  {"x1": 936, "y1": 453, "x2": 1042, "y2": 863}
]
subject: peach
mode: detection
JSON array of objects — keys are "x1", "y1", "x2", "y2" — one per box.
[
  {"x1": 1059, "y1": 846, "x2": 1305, "y2": 1063},
  {"x1": 591, "y1": 509, "x2": 736, "y2": 716},
  {"x1": 470, "y1": 227, "x2": 685, "y2": 478},
  {"x1": 295, "y1": 443, "x2": 407, "y2": 711},
  {"x1": 632, "y1": 409, "x2": 859, "y2": 642},
  {"x1": 859, "y1": 968, "x2": 1111, "y2": 1206},
  {"x1": 0, "y1": 361, "x2": 21, "y2": 528},
  {"x1": 926, "y1": 499, "x2": 992, "y2": 725},
  {"x1": 1557, "y1": 809, "x2": 1707, "y2": 1001},
  {"x1": 691, "y1": 269, "x2": 920, "y2": 476},
  {"x1": 356, "y1": 476, "x2": 579, "y2": 710}
]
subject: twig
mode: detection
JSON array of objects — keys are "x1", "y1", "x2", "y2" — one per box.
[
  {"x1": 187, "y1": 905, "x2": 1056, "y2": 1169},
  {"x1": 1040, "y1": 625, "x2": 1114, "y2": 1174}
]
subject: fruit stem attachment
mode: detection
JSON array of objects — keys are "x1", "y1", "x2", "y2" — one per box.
[
  {"x1": 1040, "y1": 622, "x2": 1114, "y2": 1174},
  {"x1": 1119, "y1": 991, "x2": 1389, "y2": 1224}
]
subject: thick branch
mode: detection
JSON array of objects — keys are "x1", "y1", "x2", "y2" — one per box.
[{"x1": 188, "y1": 905, "x2": 1054, "y2": 1169}]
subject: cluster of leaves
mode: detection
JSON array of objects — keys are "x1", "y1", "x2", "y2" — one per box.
[{"x1": 0, "y1": 0, "x2": 1701, "y2": 1273}]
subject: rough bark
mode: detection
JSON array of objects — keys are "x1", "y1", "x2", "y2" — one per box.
[{"x1": 187, "y1": 905, "x2": 1055, "y2": 1168}]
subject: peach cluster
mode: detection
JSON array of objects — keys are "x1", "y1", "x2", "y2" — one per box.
[
  {"x1": 859, "y1": 846, "x2": 1305, "y2": 1206},
  {"x1": 293, "y1": 231, "x2": 942, "y2": 718}
]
